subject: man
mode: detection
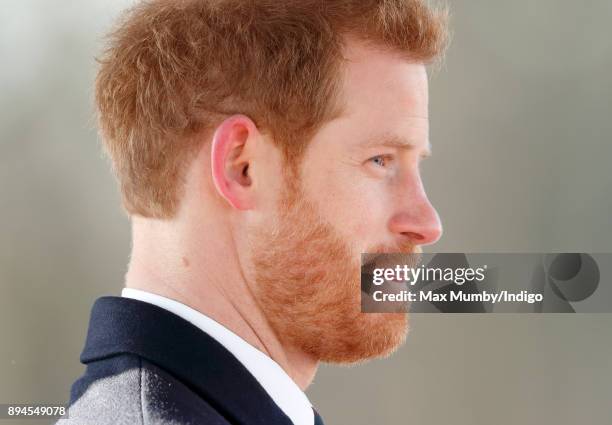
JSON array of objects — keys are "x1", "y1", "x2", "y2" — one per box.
[{"x1": 59, "y1": 0, "x2": 448, "y2": 424}]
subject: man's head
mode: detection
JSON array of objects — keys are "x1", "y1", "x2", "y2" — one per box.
[{"x1": 96, "y1": 0, "x2": 448, "y2": 363}]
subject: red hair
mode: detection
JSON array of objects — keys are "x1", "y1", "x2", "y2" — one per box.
[{"x1": 95, "y1": 0, "x2": 449, "y2": 218}]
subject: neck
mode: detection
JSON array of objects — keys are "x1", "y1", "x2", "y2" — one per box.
[{"x1": 124, "y1": 216, "x2": 319, "y2": 390}]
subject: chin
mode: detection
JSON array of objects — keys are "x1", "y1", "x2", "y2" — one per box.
[{"x1": 312, "y1": 312, "x2": 410, "y2": 364}]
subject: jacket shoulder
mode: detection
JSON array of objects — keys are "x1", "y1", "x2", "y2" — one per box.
[{"x1": 56, "y1": 354, "x2": 230, "y2": 425}]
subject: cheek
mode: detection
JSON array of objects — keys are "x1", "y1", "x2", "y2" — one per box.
[
  {"x1": 347, "y1": 186, "x2": 390, "y2": 239},
  {"x1": 315, "y1": 176, "x2": 391, "y2": 244}
]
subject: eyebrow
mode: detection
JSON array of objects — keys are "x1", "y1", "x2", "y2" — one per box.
[{"x1": 360, "y1": 134, "x2": 432, "y2": 158}]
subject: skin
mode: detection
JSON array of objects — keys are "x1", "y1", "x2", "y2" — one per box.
[{"x1": 125, "y1": 38, "x2": 442, "y2": 390}]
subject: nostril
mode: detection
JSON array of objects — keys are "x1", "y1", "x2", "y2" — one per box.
[{"x1": 402, "y1": 231, "x2": 425, "y2": 241}]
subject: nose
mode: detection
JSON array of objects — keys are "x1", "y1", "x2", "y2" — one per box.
[{"x1": 388, "y1": 189, "x2": 443, "y2": 247}]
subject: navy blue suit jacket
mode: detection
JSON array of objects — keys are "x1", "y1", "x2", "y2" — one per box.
[{"x1": 57, "y1": 296, "x2": 325, "y2": 425}]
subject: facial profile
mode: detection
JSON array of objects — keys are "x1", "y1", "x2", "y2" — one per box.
[{"x1": 243, "y1": 38, "x2": 442, "y2": 364}]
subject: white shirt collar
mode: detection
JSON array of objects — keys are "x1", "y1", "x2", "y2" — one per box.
[{"x1": 121, "y1": 287, "x2": 314, "y2": 425}]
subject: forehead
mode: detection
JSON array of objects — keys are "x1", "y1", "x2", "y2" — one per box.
[
  {"x1": 298, "y1": 38, "x2": 431, "y2": 165},
  {"x1": 339, "y1": 38, "x2": 429, "y2": 116}
]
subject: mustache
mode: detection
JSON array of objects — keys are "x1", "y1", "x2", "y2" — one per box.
[{"x1": 361, "y1": 242, "x2": 423, "y2": 272}]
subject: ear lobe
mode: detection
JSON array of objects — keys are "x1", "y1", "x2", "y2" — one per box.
[{"x1": 210, "y1": 115, "x2": 257, "y2": 210}]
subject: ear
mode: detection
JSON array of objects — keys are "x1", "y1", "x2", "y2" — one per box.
[{"x1": 210, "y1": 114, "x2": 258, "y2": 210}]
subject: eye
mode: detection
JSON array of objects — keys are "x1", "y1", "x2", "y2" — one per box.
[{"x1": 369, "y1": 155, "x2": 392, "y2": 168}]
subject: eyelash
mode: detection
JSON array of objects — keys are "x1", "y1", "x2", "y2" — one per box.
[{"x1": 369, "y1": 155, "x2": 393, "y2": 168}]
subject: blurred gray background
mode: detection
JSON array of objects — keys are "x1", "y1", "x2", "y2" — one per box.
[{"x1": 1, "y1": 1, "x2": 611, "y2": 424}]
